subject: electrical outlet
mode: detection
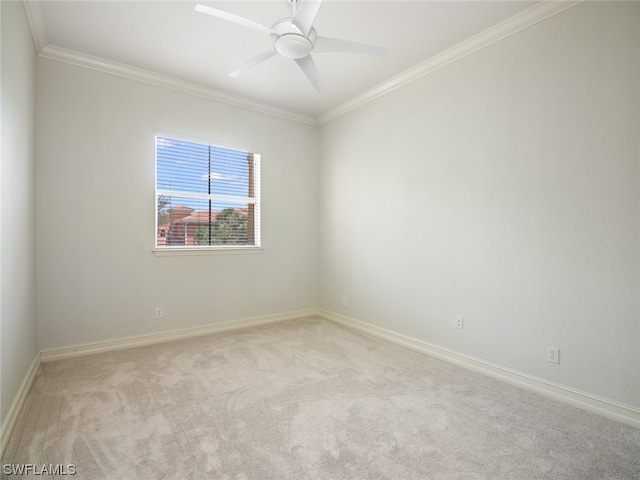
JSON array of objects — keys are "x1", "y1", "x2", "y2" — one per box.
[
  {"x1": 155, "y1": 307, "x2": 163, "y2": 319},
  {"x1": 342, "y1": 296, "x2": 348, "y2": 307},
  {"x1": 547, "y1": 347, "x2": 560, "y2": 364},
  {"x1": 455, "y1": 316, "x2": 464, "y2": 329}
]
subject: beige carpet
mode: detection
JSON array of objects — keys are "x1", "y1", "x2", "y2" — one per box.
[{"x1": 2, "y1": 317, "x2": 639, "y2": 479}]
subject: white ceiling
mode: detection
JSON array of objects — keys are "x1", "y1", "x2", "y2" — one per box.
[{"x1": 28, "y1": 0, "x2": 541, "y2": 121}]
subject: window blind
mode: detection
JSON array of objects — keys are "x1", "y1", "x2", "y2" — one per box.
[{"x1": 156, "y1": 135, "x2": 260, "y2": 248}]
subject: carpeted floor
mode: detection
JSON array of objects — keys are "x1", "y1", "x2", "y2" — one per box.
[{"x1": 2, "y1": 317, "x2": 639, "y2": 479}]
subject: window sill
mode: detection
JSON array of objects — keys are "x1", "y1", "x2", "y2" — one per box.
[{"x1": 153, "y1": 247, "x2": 264, "y2": 257}]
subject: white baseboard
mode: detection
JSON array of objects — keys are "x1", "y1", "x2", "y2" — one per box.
[
  {"x1": 40, "y1": 308, "x2": 317, "y2": 362},
  {"x1": 8, "y1": 306, "x2": 638, "y2": 459},
  {"x1": 3, "y1": 309, "x2": 315, "y2": 454},
  {"x1": 1, "y1": 352, "x2": 41, "y2": 456},
  {"x1": 318, "y1": 309, "x2": 640, "y2": 429}
]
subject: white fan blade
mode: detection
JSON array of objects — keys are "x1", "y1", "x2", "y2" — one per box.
[
  {"x1": 195, "y1": 4, "x2": 275, "y2": 35},
  {"x1": 315, "y1": 36, "x2": 387, "y2": 56},
  {"x1": 292, "y1": 0, "x2": 323, "y2": 37},
  {"x1": 294, "y1": 55, "x2": 324, "y2": 93},
  {"x1": 230, "y1": 51, "x2": 277, "y2": 78}
]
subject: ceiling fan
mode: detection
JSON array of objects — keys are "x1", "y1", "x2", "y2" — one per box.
[{"x1": 195, "y1": 0, "x2": 387, "y2": 93}]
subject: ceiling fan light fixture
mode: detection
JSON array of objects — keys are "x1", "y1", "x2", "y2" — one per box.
[
  {"x1": 195, "y1": 1, "x2": 386, "y2": 93},
  {"x1": 274, "y1": 34, "x2": 313, "y2": 59}
]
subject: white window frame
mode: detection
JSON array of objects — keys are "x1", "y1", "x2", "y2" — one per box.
[{"x1": 153, "y1": 133, "x2": 262, "y2": 256}]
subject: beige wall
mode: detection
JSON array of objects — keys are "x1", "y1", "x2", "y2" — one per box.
[
  {"x1": 1, "y1": 1, "x2": 38, "y2": 424},
  {"x1": 35, "y1": 59, "x2": 318, "y2": 350},
  {"x1": 318, "y1": 1, "x2": 640, "y2": 408}
]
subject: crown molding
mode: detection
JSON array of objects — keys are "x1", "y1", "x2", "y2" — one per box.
[
  {"x1": 317, "y1": 0, "x2": 583, "y2": 125},
  {"x1": 26, "y1": 0, "x2": 582, "y2": 128},
  {"x1": 23, "y1": 0, "x2": 316, "y2": 125},
  {"x1": 39, "y1": 45, "x2": 318, "y2": 126},
  {"x1": 22, "y1": 0, "x2": 47, "y2": 53}
]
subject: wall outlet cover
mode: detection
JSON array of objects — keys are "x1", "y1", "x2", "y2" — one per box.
[{"x1": 547, "y1": 347, "x2": 560, "y2": 364}]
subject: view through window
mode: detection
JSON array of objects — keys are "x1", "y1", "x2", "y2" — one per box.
[{"x1": 156, "y1": 135, "x2": 260, "y2": 248}]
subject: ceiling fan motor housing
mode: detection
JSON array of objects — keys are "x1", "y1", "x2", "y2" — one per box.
[{"x1": 272, "y1": 18, "x2": 317, "y2": 59}]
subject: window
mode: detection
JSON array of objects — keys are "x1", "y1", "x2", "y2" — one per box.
[{"x1": 155, "y1": 135, "x2": 260, "y2": 251}]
